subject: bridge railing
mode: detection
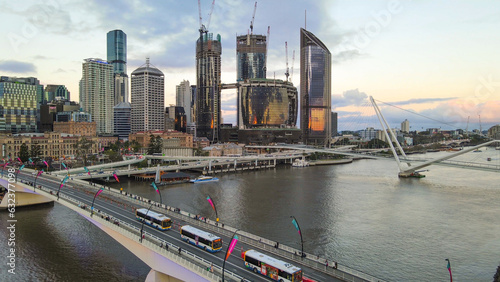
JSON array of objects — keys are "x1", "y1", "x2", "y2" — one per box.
[
  {"x1": 35, "y1": 173, "x2": 384, "y2": 282},
  {"x1": 25, "y1": 180, "x2": 248, "y2": 282}
]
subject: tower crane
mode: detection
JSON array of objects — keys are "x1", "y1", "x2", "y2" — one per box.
[
  {"x1": 250, "y1": 1, "x2": 257, "y2": 34},
  {"x1": 285, "y1": 42, "x2": 290, "y2": 82},
  {"x1": 198, "y1": 0, "x2": 215, "y2": 34},
  {"x1": 290, "y1": 50, "x2": 295, "y2": 83},
  {"x1": 264, "y1": 26, "x2": 270, "y2": 74}
]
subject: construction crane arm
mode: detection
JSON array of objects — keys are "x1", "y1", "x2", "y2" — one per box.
[
  {"x1": 250, "y1": 1, "x2": 257, "y2": 34},
  {"x1": 206, "y1": 0, "x2": 215, "y2": 31}
]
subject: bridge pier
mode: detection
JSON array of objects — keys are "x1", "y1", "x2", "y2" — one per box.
[{"x1": 145, "y1": 269, "x2": 183, "y2": 282}]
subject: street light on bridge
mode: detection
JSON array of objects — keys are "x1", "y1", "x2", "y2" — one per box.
[
  {"x1": 90, "y1": 187, "x2": 105, "y2": 217},
  {"x1": 56, "y1": 175, "x2": 70, "y2": 200},
  {"x1": 140, "y1": 181, "x2": 163, "y2": 243},
  {"x1": 1, "y1": 162, "x2": 9, "y2": 178},
  {"x1": 33, "y1": 169, "x2": 43, "y2": 191},
  {"x1": 290, "y1": 215, "x2": 305, "y2": 258},
  {"x1": 222, "y1": 229, "x2": 239, "y2": 282},
  {"x1": 206, "y1": 195, "x2": 219, "y2": 222}
]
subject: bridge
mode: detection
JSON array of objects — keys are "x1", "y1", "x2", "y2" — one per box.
[{"x1": 1, "y1": 169, "x2": 383, "y2": 282}]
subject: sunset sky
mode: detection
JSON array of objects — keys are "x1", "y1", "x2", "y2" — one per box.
[{"x1": 1, "y1": 0, "x2": 499, "y2": 131}]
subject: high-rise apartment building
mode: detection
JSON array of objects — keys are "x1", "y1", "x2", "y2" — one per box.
[
  {"x1": 300, "y1": 28, "x2": 331, "y2": 146},
  {"x1": 401, "y1": 119, "x2": 410, "y2": 133},
  {"x1": 196, "y1": 33, "x2": 222, "y2": 142},
  {"x1": 176, "y1": 80, "x2": 192, "y2": 124},
  {"x1": 107, "y1": 30, "x2": 128, "y2": 104},
  {"x1": 130, "y1": 58, "x2": 164, "y2": 132},
  {"x1": 113, "y1": 102, "x2": 131, "y2": 140},
  {"x1": 331, "y1": 112, "x2": 338, "y2": 137},
  {"x1": 236, "y1": 34, "x2": 266, "y2": 81},
  {"x1": 80, "y1": 58, "x2": 115, "y2": 134},
  {"x1": 0, "y1": 76, "x2": 41, "y2": 133}
]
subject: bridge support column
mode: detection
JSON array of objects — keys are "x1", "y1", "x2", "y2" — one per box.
[
  {"x1": 145, "y1": 269, "x2": 183, "y2": 282},
  {"x1": 128, "y1": 164, "x2": 131, "y2": 170}
]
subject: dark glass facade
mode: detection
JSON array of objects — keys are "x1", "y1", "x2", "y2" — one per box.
[
  {"x1": 113, "y1": 102, "x2": 131, "y2": 140},
  {"x1": 196, "y1": 33, "x2": 221, "y2": 142},
  {"x1": 236, "y1": 34, "x2": 266, "y2": 81},
  {"x1": 300, "y1": 28, "x2": 331, "y2": 146},
  {"x1": 107, "y1": 30, "x2": 127, "y2": 75},
  {"x1": 238, "y1": 79, "x2": 297, "y2": 129},
  {"x1": 44, "y1": 85, "x2": 70, "y2": 103}
]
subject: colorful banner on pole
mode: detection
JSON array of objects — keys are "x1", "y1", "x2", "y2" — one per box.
[
  {"x1": 152, "y1": 182, "x2": 160, "y2": 194},
  {"x1": 225, "y1": 235, "x2": 239, "y2": 261},
  {"x1": 62, "y1": 162, "x2": 67, "y2": 170},
  {"x1": 19, "y1": 165, "x2": 25, "y2": 170},
  {"x1": 292, "y1": 218, "x2": 301, "y2": 235},
  {"x1": 29, "y1": 158, "x2": 33, "y2": 164},
  {"x1": 96, "y1": 188, "x2": 104, "y2": 197},
  {"x1": 113, "y1": 171, "x2": 119, "y2": 183},
  {"x1": 207, "y1": 196, "x2": 216, "y2": 212},
  {"x1": 43, "y1": 160, "x2": 49, "y2": 168},
  {"x1": 17, "y1": 157, "x2": 22, "y2": 163},
  {"x1": 84, "y1": 167, "x2": 90, "y2": 175},
  {"x1": 37, "y1": 170, "x2": 43, "y2": 177}
]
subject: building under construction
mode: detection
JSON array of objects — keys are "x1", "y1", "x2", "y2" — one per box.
[
  {"x1": 237, "y1": 78, "x2": 297, "y2": 129},
  {"x1": 236, "y1": 34, "x2": 267, "y2": 81},
  {"x1": 196, "y1": 32, "x2": 222, "y2": 143}
]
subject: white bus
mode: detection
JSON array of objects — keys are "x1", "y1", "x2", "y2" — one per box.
[
  {"x1": 242, "y1": 249, "x2": 303, "y2": 282},
  {"x1": 179, "y1": 225, "x2": 222, "y2": 253},
  {"x1": 135, "y1": 208, "x2": 172, "y2": 231}
]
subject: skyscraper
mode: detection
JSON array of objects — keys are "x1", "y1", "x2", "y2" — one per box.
[
  {"x1": 401, "y1": 119, "x2": 410, "y2": 133},
  {"x1": 236, "y1": 34, "x2": 266, "y2": 81},
  {"x1": 44, "y1": 85, "x2": 70, "y2": 103},
  {"x1": 0, "y1": 76, "x2": 41, "y2": 133},
  {"x1": 196, "y1": 32, "x2": 222, "y2": 142},
  {"x1": 107, "y1": 30, "x2": 128, "y2": 104},
  {"x1": 80, "y1": 58, "x2": 115, "y2": 134},
  {"x1": 176, "y1": 80, "x2": 192, "y2": 124},
  {"x1": 300, "y1": 28, "x2": 331, "y2": 146},
  {"x1": 130, "y1": 58, "x2": 164, "y2": 132},
  {"x1": 237, "y1": 79, "x2": 297, "y2": 129},
  {"x1": 113, "y1": 102, "x2": 131, "y2": 140}
]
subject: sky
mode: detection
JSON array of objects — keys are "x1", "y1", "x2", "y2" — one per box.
[{"x1": 1, "y1": 0, "x2": 500, "y2": 132}]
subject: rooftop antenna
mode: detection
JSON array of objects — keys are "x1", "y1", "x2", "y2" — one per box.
[{"x1": 146, "y1": 57, "x2": 150, "y2": 67}]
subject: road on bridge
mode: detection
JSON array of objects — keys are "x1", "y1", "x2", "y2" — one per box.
[{"x1": 18, "y1": 171, "x2": 347, "y2": 282}]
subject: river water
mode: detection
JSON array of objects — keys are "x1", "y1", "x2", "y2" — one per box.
[{"x1": 1, "y1": 150, "x2": 499, "y2": 281}]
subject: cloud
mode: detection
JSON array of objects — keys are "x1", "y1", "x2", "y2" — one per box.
[
  {"x1": 387, "y1": 97, "x2": 457, "y2": 106},
  {"x1": 0, "y1": 60, "x2": 36, "y2": 73},
  {"x1": 332, "y1": 89, "x2": 369, "y2": 108}
]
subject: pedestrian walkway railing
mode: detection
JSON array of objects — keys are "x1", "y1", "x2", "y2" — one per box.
[{"x1": 27, "y1": 171, "x2": 386, "y2": 282}]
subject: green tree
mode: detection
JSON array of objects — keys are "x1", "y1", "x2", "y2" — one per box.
[
  {"x1": 130, "y1": 140, "x2": 141, "y2": 154},
  {"x1": 30, "y1": 144, "x2": 41, "y2": 162},
  {"x1": 73, "y1": 137, "x2": 94, "y2": 167},
  {"x1": 19, "y1": 143, "x2": 30, "y2": 162},
  {"x1": 147, "y1": 135, "x2": 162, "y2": 155},
  {"x1": 494, "y1": 264, "x2": 500, "y2": 282},
  {"x1": 367, "y1": 138, "x2": 388, "y2": 149}
]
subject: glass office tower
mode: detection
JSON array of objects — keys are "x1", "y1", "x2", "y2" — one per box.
[
  {"x1": 238, "y1": 79, "x2": 297, "y2": 129},
  {"x1": 236, "y1": 34, "x2": 266, "y2": 81},
  {"x1": 300, "y1": 28, "x2": 331, "y2": 146},
  {"x1": 196, "y1": 32, "x2": 222, "y2": 143},
  {"x1": 107, "y1": 30, "x2": 128, "y2": 104}
]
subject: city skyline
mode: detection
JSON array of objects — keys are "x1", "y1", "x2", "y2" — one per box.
[{"x1": 1, "y1": 0, "x2": 500, "y2": 131}]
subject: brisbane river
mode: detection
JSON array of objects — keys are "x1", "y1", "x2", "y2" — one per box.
[{"x1": 1, "y1": 150, "x2": 499, "y2": 281}]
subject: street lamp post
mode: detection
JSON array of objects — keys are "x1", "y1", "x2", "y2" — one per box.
[
  {"x1": 15, "y1": 164, "x2": 25, "y2": 182},
  {"x1": 206, "y1": 195, "x2": 219, "y2": 222},
  {"x1": 445, "y1": 258, "x2": 453, "y2": 282},
  {"x1": 140, "y1": 182, "x2": 163, "y2": 243},
  {"x1": 33, "y1": 170, "x2": 43, "y2": 191},
  {"x1": 1, "y1": 162, "x2": 9, "y2": 178},
  {"x1": 222, "y1": 229, "x2": 239, "y2": 282},
  {"x1": 56, "y1": 175, "x2": 69, "y2": 200},
  {"x1": 90, "y1": 188, "x2": 104, "y2": 217},
  {"x1": 290, "y1": 215, "x2": 305, "y2": 257}
]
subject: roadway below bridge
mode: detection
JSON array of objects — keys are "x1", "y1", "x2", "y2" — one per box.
[{"x1": 16, "y1": 171, "x2": 380, "y2": 282}]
